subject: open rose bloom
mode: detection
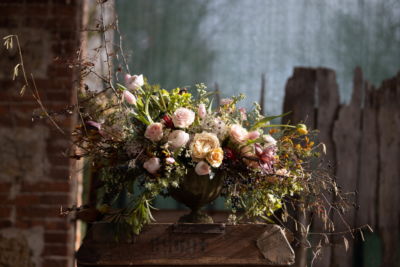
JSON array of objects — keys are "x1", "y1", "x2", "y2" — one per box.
[{"x1": 74, "y1": 74, "x2": 321, "y2": 234}]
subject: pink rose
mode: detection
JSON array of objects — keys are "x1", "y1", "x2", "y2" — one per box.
[
  {"x1": 198, "y1": 103, "x2": 207, "y2": 119},
  {"x1": 122, "y1": 90, "x2": 136, "y2": 105},
  {"x1": 168, "y1": 130, "x2": 190, "y2": 150},
  {"x1": 166, "y1": 157, "x2": 175, "y2": 164},
  {"x1": 144, "y1": 123, "x2": 164, "y2": 142},
  {"x1": 125, "y1": 74, "x2": 144, "y2": 90},
  {"x1": 143, "y1": 157, "x2": 161, "y2": 174},
  {"x1": 229, "y1": 124, "x2": 248, "y2": 143},
  {"x1": 220, "y1": 98, "x2": 233, "y2": 105},
  {"x1": 247, "y1": 131, "x2": 260, "y2": 140},
  {"x1": 195, "y1": 161, "x2": 211, "y2": 176},
  {"x1": 172, "y1": 108, "x2": 195, "y2": 128}
]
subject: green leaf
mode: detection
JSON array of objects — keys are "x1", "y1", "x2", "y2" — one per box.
[
  {"x1": 250, "y1": 111, "x2": 292, "y2": 130},
  {"x1": 207, "y1": 98, "x2": 214, "y2": 114},
  {"x1": 116, "y1": 83, "x2": 127, "y2": 91},
  {"x1": 255, "y1": 124, "x2": 296, "y2": 130}
]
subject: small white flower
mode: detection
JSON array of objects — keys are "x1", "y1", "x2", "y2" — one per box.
[{"x1": 166, "y1": 157, "x2": 175, "y2": 164}]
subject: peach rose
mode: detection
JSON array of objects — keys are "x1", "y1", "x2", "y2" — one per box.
[
  {"x1": 144, "y1": 123, "x2": 163, "y2": 142},
  {"x1": 195, "y1": 161, "x2": 211, "y2": 176},
  {"x1": 206, "y1": 147, "x2": 224, "y2": 167},
  {"x1": 168, "y1": 130, "x2": 190, "y2": 150},
  {"x1": 229, "y1": 124, "x2": 248, "y2": 143},
  {"x1": 143, "y1": 157, "x2": 161, "y2": 174},
  {"x1": 172, "y1": 108, "x2": 195, "y2": 128},
  {"x1": 190, "y1": 132, "x2": 220, "y2": 161}
]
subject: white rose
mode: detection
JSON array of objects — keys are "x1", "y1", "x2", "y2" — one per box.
[
  {"x1": 172, "y1": 108, "x2": 195, "y2": 128},
  {"x1": 168, "y1": 130, "x2": 190, "y2": 150},
  {"x1": 143, "y1": 157, "x2": 161, "y2": 174},
  {"x1": 125, "y1": 74, "x2": 144, "y2": 90},
  {"x1": 263, "y1": 134, "x2": 277, "y2": 146},
  {"x1": 195, "y1": 161, "x2": 211, "y2": 176}
]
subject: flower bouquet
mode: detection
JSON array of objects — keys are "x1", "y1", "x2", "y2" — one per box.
[{"x1": 74, "y1": 74, "x2": 321, "y2": 234}]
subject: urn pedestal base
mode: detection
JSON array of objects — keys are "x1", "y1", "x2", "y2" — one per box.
[{"x1": 76, "y1": 222, "x2": 295, "y2": 266}]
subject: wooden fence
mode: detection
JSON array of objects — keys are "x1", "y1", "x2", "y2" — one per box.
[{"x1": 282, "y1": 67, "x2": 400, "y2": 267}]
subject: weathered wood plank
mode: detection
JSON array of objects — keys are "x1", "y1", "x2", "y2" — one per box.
[
  {"x1": 283, "y1": 67, "x2": 317, "y2": 267},
  {"x1": 331, "y1": 67, "x2": 364, "y2": 267},
  {"x1": 312, "y1": 68, "x2": 340, "y2": 267},
  {"x1": 283, "y1": 67, "x2": 317, "y2": 126},
  {"x1": 76, "y1": 223, "x2": 295, "y2": 266},
  {"x1": 356, "y1": 82, "x2": 379, "y2": 228},
  {"x1": 377, "y1": 72, "x2": 400, "y2": 266}
]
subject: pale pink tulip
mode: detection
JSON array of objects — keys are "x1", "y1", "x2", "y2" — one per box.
[
  {"x1": 198, "y1": 103, "x2": 207, "y2": 119},
  {"x1": 123, "y1": 90, "x2": 136, "y2": 105}
]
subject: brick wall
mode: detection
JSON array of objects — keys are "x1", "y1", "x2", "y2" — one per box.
[{"x1": 0, "y1": 1, "x2": 83, "y2": 267}]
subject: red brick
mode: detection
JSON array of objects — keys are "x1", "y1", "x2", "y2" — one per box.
[
  {"x1": 15, "y1": 195, "x2": 40, "y2": 205},
  {"x1": 49, "y1": 168, "x2": 71, "y2": 181},
  {"x1": 0, "y1": 183, "x2": 12, "y2": 193},
  {"x1": 43, "y1": 244, "x2": 69, "y2": 256},
  {"x1": 0, "y1": 206, "x2": 13, "y2": 217},
  {"x1": 0, "y1": 219, "x2": 13, "y2": 228},
  {"x1": 42, "y1": 258, "x2": 68, "y2": 267},
  {"x1": 20, "y1": 182, "x2": 70, "y2": 193},
  {"x1": 44, "y1": 232, "x2": 69, "y2": 243},
  {"x1": 17, "y1": 206, "x2": 62, "y2": 218},
  {"x1": 15, "y1": 218, "x2": 71, "y2": 230},
  {"x1": 0, "y1": 194, "x2": 13, "y2": 204}
]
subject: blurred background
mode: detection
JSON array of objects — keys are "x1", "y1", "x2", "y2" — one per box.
[
  {"x1": 117, "y1": 0, "x2": 400, "y2": 112},
  {"x1": 0, "y1": 0, "x2": 399, "y2": 267}
]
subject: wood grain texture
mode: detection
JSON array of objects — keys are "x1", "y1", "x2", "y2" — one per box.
[
  {"x1": 77, "y1": 223, "x2": 295, "y2": 266},
  {"x1": 331, "y1": 67, "x2": 364, "y2": 267},
  {"x1": 357, "y1": 82, "x2": 379, "y2": 228},
  {"x1": 283, "y1": 67, "x2": 316, "y2": 267},
  {"x1": 312, "y1": 68, "x2": 340, "y2": 267},
  {"x1": 377, "y1": 73, "x2": 400, "y2": 266}
]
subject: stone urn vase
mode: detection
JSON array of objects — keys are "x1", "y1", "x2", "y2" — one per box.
[{"x1": 169, "y1": 169, "x2": 225, "y2": 223}]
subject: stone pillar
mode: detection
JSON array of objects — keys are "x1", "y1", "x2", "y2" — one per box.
[{"x1": 0, "y1": 1, "x2": 83, "y2": 267}]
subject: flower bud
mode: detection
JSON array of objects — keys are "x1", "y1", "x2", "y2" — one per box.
[{"x1": 123, "y1": 90, "x2": 136, "y2": 105}]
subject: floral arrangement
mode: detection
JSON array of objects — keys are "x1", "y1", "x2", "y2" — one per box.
[{"x1": 74, "y1": 73, "x2": 321, "y2": 234}]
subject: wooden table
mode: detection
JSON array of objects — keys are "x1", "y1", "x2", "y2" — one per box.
[{"x1": 76, "y1": 223, "x2": 295, "y2": 266}]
